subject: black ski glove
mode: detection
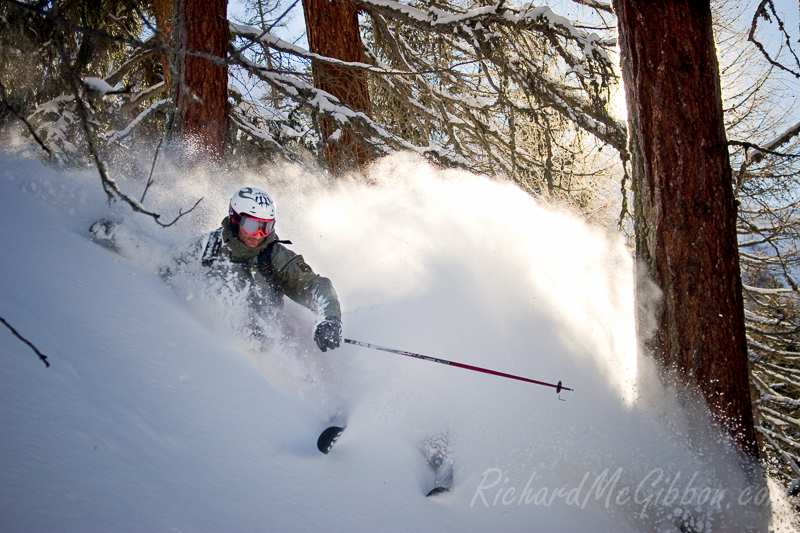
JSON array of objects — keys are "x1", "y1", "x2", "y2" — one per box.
[{"x1": 314, "y1": 318, "x2": 342, "y2": 352}]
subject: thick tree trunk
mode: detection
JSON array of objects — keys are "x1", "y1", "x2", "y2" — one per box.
[
  {"x1": 301, "y1": 0, "x2": 372, "y2": 173},
  {"x1": 170, "y1": 0, "x2": 229, "y2": 162},
  {"x1": 614, "y1": 0, "x2": 758, "y2": 457}
]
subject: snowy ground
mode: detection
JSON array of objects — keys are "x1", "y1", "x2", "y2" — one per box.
[{"x1": 1, "y1": 147, "x2": 795, "y2": 532}]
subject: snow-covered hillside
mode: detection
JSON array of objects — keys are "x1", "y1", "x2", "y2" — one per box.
[{"x1": 0, "y1": 148, "x2": 794, "y2": 532}]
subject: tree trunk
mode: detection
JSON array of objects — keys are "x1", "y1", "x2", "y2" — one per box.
[
  {"x1": 170, "y1": 0, "x2": 229, "y2": 162},
  {"x1": 153, "y1": 0, "x2": 172, "y2": 91},
  {"x1": 301, "y1": 0, "x2": 372, "y2": 173},
  {"x1": 614, "y1": 0, "x2": 758, "y2": 457}
]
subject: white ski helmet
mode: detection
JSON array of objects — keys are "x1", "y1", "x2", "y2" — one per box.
[
  {"x1": 229, "y1": 187, "x2": 276, "y2": 220},
  {"x1": 229, "y1": 187, "x2": 276, "y2": 237}
]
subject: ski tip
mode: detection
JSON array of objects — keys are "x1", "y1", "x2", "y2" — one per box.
[
  {"x1": 426, "y1": 486, "x2": 451, "y2": 497},
  {"x1": 317, "y1": 426, "x2": 346, "y2": 454}
]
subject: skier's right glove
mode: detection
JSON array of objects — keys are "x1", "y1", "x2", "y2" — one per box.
[{"x1": 314, "y1": 318, "x2": 342, "y2": 352}]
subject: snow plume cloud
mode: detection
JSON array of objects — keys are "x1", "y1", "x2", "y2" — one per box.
[{"x1": 1, "y1": 146, "x2": 791, "y2": 532}]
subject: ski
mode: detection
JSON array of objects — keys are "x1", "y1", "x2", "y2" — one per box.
[
  {"x1": 422, "y1": 434, "x2": 454, "y2": 497},
  {"x1": 426, "y1": 486, "x2": 451, "y2": 497},
  {"x1": 88, "y1": 218, "x2": 121, "y2": 252},
  {"x1": 317, "y1": 425, "x2": 453, "y2": 495},
  {"x1": 316, "y1": 426, "x2": 346, "y2": 454},
  {"x1": 425, "y1": 462, "x2": 454, "y2": 497}
]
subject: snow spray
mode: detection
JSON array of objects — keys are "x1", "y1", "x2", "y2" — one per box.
[{"x1": 5, "y1": 147, "x2": 788, "y2": 531}]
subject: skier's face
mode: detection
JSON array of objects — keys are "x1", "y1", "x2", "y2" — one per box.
[{"x1": 238, "y1": 226, "x2": 266, "y2": 248}]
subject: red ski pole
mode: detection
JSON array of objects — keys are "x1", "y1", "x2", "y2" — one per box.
[{"x1": 343, "y1": 338, "x2": 573, "y2": 394}]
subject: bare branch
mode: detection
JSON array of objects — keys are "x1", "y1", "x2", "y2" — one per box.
[
  {"x1": 0, "y1": 81, "x2": 52, "y2": 156},
  {"x1": 729, "y1": 137, "x2": 800, "y2": 161},
  {"x1": 158, "y1": 197, "x2": 205, "y2": 227},
  {"x1": 48, "y1": 24, "x2": 201, "y2": 228},
  {"x1": 570, "y1": 0, "x2": 614, "y2": 15},
  {"x1": 141, "y1": 137, "x2": 164, "y2": 203},
  {"x1": 747, "y1": 0, "x2": 800, "y2": 79}
]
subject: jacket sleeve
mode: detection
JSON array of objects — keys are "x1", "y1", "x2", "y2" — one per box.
[{"x1": 269, "y1": 244, "x2": 341, "y2": 322}]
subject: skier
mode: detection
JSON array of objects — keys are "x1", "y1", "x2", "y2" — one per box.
[{"x1": 173, "y1": 186, "x2": 342, "y2": 352}]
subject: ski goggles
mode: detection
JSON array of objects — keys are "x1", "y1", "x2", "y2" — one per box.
[{"x1": 235, "y1": 213, "x2": 275, "y2": 237}]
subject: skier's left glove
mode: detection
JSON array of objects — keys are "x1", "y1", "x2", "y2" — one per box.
[{"x1": 314, "y1": 318, "x2": 342, "y2": 352}]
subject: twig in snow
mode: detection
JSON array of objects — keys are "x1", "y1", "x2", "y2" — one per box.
[{"x1": 0, "y1": 317, "x2": 50, "y2": 368}]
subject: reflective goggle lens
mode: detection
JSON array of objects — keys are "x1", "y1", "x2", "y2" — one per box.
[{"x1": 239, "y1": 214, "x2": 274, "y2": 237}]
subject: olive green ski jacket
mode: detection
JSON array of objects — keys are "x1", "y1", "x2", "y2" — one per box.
[{"x1": 178, "y1": 217, "x2": 341, "y2": 323}]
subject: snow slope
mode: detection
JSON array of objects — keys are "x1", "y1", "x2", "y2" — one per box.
[{"x1": 0, "y1": 148, "x2": 794, "y2": 532}]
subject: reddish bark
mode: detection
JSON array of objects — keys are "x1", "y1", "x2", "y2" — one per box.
[
  {"x1": 302, "y1": 0, "x2": 372, "y2": 173},
  {"x1": 172, "y1": 0, "x2": 229, "y2": 162},
  {"x1": 614, "y1": 0, "x2": 758, "y2": 456}
]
